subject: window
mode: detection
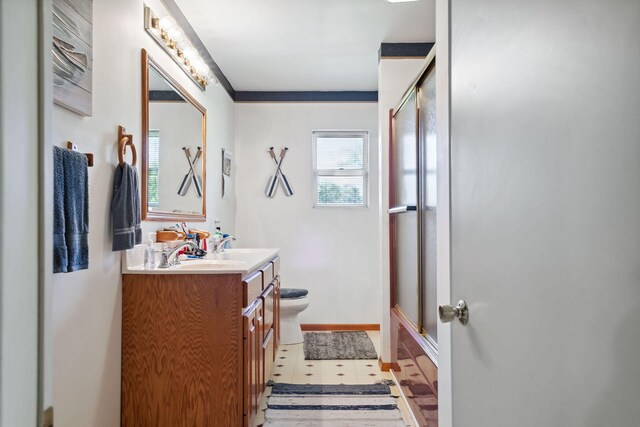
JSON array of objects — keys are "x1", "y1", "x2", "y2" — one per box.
[
  {"x1": 312, "y1": 131, "x2": 368, "y2": 207},
  {"x1": 147, "y1": 129, "x2": 160, "y2": 208}
]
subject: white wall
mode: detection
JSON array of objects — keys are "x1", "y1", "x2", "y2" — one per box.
[
  {"x1": 50, "y1": 0, "x2": 235, "y2": 425},
  {"x1": 377, "y1": 57, "x2": 428, "y2": 362},
  {"x1": 0, "y1": 0, "x2": 40, "y2": 425},
  {"x1": 234, "y1": 103, "x2": 381, "y2": 325}
]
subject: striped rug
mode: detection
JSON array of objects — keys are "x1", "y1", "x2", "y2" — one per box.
[{"x1": 264, "y1": 383, "x2": 407, "y2": 427}]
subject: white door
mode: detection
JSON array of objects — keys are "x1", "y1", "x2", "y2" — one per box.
[{"x1": 437, "y1": 0, "x2": 640, "y2": 425}]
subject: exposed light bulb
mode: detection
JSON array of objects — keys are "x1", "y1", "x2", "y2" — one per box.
[
  {"x1": 177, "y1": 40, "x2": 192, "y2": 53},
  {"x1": 168, "y1": 27, "x2": 185, "y2": 44},
  {"x1": 196, "y1": 62, "x2": 210, "y2": 76},
  {"x1": 184, "y1": 46, "x2": 198, "y2": 61},
  {"x1": 182, "y1": 47, "x2": 198, "y2": 62},
  {"x1": 190, "y1": 58, "x2": 208, "y2": 75},
  {"x1": 158, "y1": 16, "x2": 176, "y2": 31}
]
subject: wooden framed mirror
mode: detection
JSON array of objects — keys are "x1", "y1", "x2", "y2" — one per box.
[{"x1": 141, "y1": 49, "x2": 207, "y2": 221}]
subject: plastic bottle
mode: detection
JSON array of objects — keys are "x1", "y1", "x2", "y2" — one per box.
[
  {"x1": 212, "y1": 226, "x2": 223, "y2": 251},
  {"x1": 143, "y1": 233, "x2": 156, "y2": 270}
]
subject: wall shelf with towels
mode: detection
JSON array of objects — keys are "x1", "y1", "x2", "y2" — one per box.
[{"x1": 66, "y1": 141, "x2": 94, "y2": 167}]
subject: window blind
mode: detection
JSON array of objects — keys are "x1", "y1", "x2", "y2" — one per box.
[
  {"x1": 148, "y1": 129, "x2": 160, "y2": 208},
  {"x1": 312, "y1": 131, "x2": 368, "y2": 207}
]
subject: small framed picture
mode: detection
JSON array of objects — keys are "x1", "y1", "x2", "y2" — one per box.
[{"x1": 223, "y1": 149, "x2": 232, "y2": 177}]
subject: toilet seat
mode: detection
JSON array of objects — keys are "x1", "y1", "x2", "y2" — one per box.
[
  {"x1": 281, "y1": 288, "x2": 308, "y2": 299},
  {"x1": 279, "y1": 289, "x2": 310, "y2": 345}
]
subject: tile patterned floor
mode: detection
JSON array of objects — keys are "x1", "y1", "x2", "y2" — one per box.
[{"x1": 257, "y1": 331, "x2": 416, "y2": 426}]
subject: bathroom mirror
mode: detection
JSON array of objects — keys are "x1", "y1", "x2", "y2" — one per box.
[{"x1": 141, "y1": 49, "x2": 207, "y2": 221}]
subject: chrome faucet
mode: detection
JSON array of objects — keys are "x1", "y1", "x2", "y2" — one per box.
[
  {"x1": 213, "y1": 235, "x2": 236, "y2": 253},
  {"x1": 158, "y1": 241, "x2": 199, "y2": 268}
]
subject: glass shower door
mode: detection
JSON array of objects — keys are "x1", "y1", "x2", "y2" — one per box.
[
  {"x1": 418, "y1": 67, "x2": 438, "y2": 347},
  {"x1": 391, "y1": 90, "x2": 419, "y2": 327}
]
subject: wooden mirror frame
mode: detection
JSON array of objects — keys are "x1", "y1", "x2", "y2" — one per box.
[{"x1": 141, "y1": 49, "x2": 207, "y2": 221}]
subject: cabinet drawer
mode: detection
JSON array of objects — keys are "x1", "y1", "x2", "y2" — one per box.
[
  {"x1": 243, "y1": 272, "x2": 263, "y2": 307},
  {"x1": 272, "y1": 256, "x2": 280, "y2": 277},
  {"x1": 261, "y1": 263, "x2": 274, "y2": 288}
]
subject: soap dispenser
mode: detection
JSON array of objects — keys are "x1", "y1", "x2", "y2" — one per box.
[{"x1": 143, "y1": 233, "x2": 157, "y2": 270}]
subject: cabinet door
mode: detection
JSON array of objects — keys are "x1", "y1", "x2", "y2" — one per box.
[
  {"x1": 243, "y1": 299, "x2": 262, "y2": 427},
  {"x1": 256, "y1": 300, "x2": 264, "y2": 402},
  {"x1": 262, "y1": 328, "x2": 275, "y2": 388},
  {"x1": 273, "y1": 276, "x2": 281, "y2": 351},
  {"x1": 261, "y1": 284, "x2": 275, "y2": 335}
]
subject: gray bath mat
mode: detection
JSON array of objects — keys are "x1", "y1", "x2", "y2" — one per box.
[
  {"x1": 265, "y1": 383, "x2": 406, "y2": 427},
  {"x1": 303, "y1": 331, "x2": 378, "y2": 360},
  {"x1": 271, "y1": 383, "x2": 391, "y2": 395}
]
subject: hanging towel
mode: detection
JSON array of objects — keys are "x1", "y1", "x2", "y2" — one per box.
[
  {"x1": 53, "y1": 147, "x2": 68, "y2": 273},
  {"x1": 111, "y1": 163, "x2": 142, "y2": 251},
  {"x1": 53, "y1": 146, "x2": 89, "y2": 273},
  {"x1": 64, "y1": 148, "x2": 89, "y2": 271}
]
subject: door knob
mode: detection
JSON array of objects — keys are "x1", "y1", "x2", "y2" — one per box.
[{"x1": 439, "y1": 300, "x2": 469, "y2": 325}]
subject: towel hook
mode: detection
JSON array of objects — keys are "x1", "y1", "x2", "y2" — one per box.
[
  {"x1": 66, "y1": 141, "x2": 94, "y2": 167},
  {"x1": 118, "y1": 125, "x2": 137, "y2": 167}
]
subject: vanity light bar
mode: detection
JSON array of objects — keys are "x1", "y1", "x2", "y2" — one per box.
[{"x1": 144, "y1": 5, "x2": 219, "y2": 91}]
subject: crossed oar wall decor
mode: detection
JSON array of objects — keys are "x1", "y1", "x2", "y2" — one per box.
[
  {"x1": 177, "y1": 146, "x2": 203, "y2": 198},
  {"x1": 265, "y1": 147, "x2": 293, "y2": 198}
]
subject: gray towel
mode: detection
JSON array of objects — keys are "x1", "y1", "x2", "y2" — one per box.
[
  {"x1": 53, "y1": 146, "x2": 89, "y2": 273},
  {"x1": 111, "y1": 163, "x2": 142, "y2": 251},
  {"x1": 53, "y1": 147, "x2": 68, "y2": 273}
]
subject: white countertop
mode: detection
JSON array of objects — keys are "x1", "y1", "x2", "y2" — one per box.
[{"x1": 122, "y1": 247, "x2": 279, "y2": 277}]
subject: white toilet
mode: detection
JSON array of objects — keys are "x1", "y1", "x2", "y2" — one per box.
[{"x1": 279, "y1": 288, "x2": 310, "y2": 345}]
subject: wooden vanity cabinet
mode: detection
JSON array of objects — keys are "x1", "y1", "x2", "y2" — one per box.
[{"x1": 122, "y1": 256, "x2": 280, "y2": 427}]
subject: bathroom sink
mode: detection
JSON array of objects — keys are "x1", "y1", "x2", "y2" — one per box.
[
  {"x1": 123, "y1": 246, "x2": 278, "y2": 275},
  {"x1": 221, "y1": 248, "x2": 267, "y2": 254},
  {"x1": 173, "y1": 260, "x2": 247, "y2": 270}
]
